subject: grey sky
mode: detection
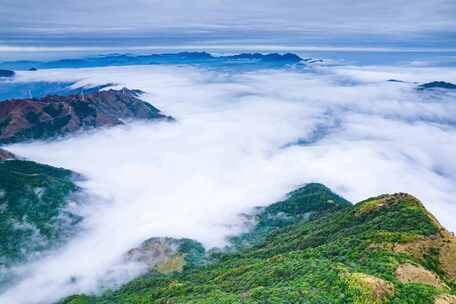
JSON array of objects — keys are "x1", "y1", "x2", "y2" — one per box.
[{"x1": 1, "y1": 0, "x2": 455, "y2": 48}]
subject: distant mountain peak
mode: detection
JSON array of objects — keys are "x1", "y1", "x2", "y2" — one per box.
[
  {"x1": 224, "y1": 52, "x2": 302, "y2": 62},
  {"x1": 0, "y1": 52, "x2": 304, "y2": 70},
  {"x1": 417, "y1": 81, "x2": 456, "y2": 90},
  {"x1": 0, "y1": 69, "x2": 15, "y2": 78}
]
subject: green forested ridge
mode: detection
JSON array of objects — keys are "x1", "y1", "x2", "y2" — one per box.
[
  {"x1": 124, "y1": 184, "x2": 351, "y2": 275},
  {"x1": 228, "y1": 183, "x2": 351, "y2": 249},
  {"x1": 0, "y1": 159, "x2": 81, "y2": 269},
  {"x1": 64, "y1": 186, "x2": 456, "y2": 304}
]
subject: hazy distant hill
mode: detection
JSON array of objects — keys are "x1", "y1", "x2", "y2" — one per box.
[
  {"x1": 0, "y1": 70, "x2": 15, "y2": 78},
  {"x1": 418, "y1": 81, "x2": 456, "y2": 91},
  {"x1": 0, "y1": 52, "x2": 303, "y2": 70}
]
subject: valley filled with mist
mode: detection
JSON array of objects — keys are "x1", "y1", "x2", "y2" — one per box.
[{"x1": 1, "y1": 52, "x2": 456, "y2": 303}]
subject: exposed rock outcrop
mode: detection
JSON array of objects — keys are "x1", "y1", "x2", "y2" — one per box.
[
  {"x1": 435, "y1": 294, "x2": 456, "y2": 304},
  {"x1": 345, "y1": 272, "x2": 394, "y2": 303},
  {"x1": 359, "y1": 194, "x2": 456, "y2": 283},
  {"x1": 393, "y1": 229, "x2": 456, "y2": 282},
  {"x1": 395, "y1": 263, "x2": 447, "y2": 289},
  {"x1": 125, "y1": 237, "x2": 205, "y2": 274}
]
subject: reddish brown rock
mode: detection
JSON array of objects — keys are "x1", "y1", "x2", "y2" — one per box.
[{"x1": 0, "y1": 88, "x2": 172, "y2": 144}]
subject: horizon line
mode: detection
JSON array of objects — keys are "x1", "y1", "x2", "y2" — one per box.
[{"x1": 1, "y1": 44, "x2": 456, "y2": 54}]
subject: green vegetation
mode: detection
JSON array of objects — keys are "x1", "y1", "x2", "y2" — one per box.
[
  {"x1": 0, "y1": 160, "x2": 81, "y2": 268},
  {"x1": 229, "y1": 183, "x2": 350, "y2": 249},
  {"x1": 63, "y1": 186, "x2": 456, "y2": 304}
]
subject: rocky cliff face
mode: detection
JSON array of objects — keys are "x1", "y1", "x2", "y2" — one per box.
[{"x1": 0, "y1": 88, "x2": 172, "y2": 144}]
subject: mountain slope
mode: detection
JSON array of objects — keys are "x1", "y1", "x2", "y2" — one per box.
[
  {"x1": 64, "y1": 189, "x2": 456, "y2": 304},
  {"x1": 119, "y1": 183, "x2": 352, "y2": 277},
  {"x1": 0, "y1": 148, "x2": 15, "y2": 160},
  {"x1": 0, "y1": 81, "x2": 114, "y2": 102},
  {"x1": 0, "y1": 88, "x2": 172, "y2": 144},
  {"x1": 0, "y1": 159, "x2": 82, "y2": 273},
  {"x1": 229, "y1": 183, "x2": 351, "y2": 249}
]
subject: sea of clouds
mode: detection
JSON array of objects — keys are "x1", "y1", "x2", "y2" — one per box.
[{"x1": 2, "y1": 62, "x2": 456, "y2": 303}]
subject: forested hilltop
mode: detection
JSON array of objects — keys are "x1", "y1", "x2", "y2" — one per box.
[{"x1": 64, "y1": 184, "x2": 456, "y2": 304}]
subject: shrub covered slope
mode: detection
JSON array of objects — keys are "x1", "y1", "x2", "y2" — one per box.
[
  {"x1": 0, "y1": 160, "x2": 81, "y2": 269},
  {"x1": 65, "y1": 184, "x2": 456, "y2": 304}
]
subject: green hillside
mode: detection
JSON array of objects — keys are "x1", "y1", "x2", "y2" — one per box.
[
  {"x1": 0, "y1": 160, "x2": 82, "y2": 271},
  {"x1": 64, "y1": 186, "x2": 456, "y2": 304}
]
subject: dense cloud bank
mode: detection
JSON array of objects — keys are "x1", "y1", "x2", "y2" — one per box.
[
  {"x1": 1, "y1": 0, "x2": 455, "y2": 51},
  {"x1": 3, "y1": 63, "x2": 456, "y2": 303}
]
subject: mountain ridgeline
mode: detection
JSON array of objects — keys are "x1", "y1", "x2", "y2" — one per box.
[
  {"x1": 0, "y1": 82, "x2": 116, "y2": 102},
  {"x1": 0, "y1": 88, "x2": 172, "y2": 144},
  {"x1": 64, "y1": 185, "x2": 456, "y2": 304},
  {"x1": 417, "y1": 81, "x2": 456, "y2": 91},
  {"x1": 0, "y1": 70, "x2": 15, "y2": 78},
  {"x1": 0, "y1": 52, "x2": 304, "y2": 70}
]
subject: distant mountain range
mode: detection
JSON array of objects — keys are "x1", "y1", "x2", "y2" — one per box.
[
  {"x1": 418, "y1": 81, "x2": 456, "y2": 91},
  {"x1": 0, "y1": 52, "x2": 304, "y2": 71},
  {"x1": 387, "y1": 79, "x2": 456, "y2": 90}
]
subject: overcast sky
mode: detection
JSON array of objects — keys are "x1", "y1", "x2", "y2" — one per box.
[{"x1": 1, "y1": 0, "x2": 455, "y2": 49}]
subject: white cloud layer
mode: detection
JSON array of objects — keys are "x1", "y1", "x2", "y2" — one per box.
[
  {"x1": 3, "y1": 63, "x2": 456, "y2": 303},
  {"x1": 1, "y1": 0, "x2": 455, "y2": 42}
]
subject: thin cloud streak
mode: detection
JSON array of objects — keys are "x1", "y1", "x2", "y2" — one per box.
[{"x1": 1, "y1": 0, "x2": 455, "y2": 48}]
